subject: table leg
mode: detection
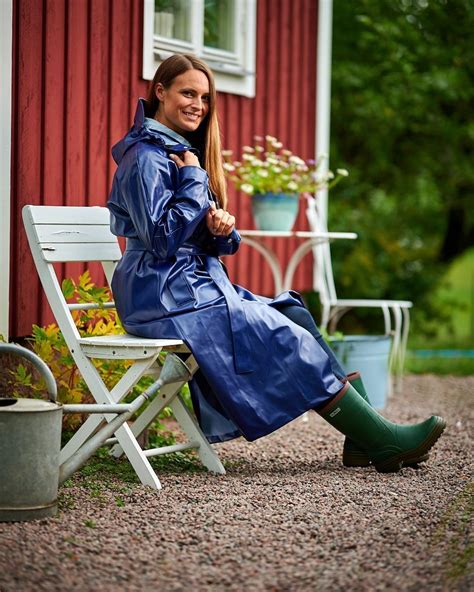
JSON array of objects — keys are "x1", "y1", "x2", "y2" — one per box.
[
  {"x1": 283, "y1": 238, "x2": 326, "y2": 291},
  {"x1": 240, "y1": 236, "x2": 284, "y2": 295}
]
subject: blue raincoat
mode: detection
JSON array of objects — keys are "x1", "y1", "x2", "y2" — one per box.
[{"x1": 108, "y1": 99, "x2": 344, "y2": 443}]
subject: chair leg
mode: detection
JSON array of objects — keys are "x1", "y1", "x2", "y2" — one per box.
[
  {"x1": 395, "y1": 307, "x2": 411, "y2": 394},
  {"x1": 392, "y1": 306, "x2": 403, "y2": 385},
  {"x1": 169, "y1": 395, "x2": 226, "y2": 475},
  {"x1": 71, "y1": 351, "x2": 163, "y2": 489},
  {"x1": 109, "y1": 379, "x2": 184, "y2": 458},
  {"x1": 320, "y1": 304, "x2": 331, "y2": 330},
  {"x1": 110, "y1": 355, "x2": 225, "y2": 475},
  {"x1": 110, "y1": 353, "x2": 200, "y2": 458},
  {"x1": 60, "y1": 406, "x2": 162, "y2": 489},
  {"x1": 59, "y1": 359, "x2": 159, "y2": 463},
  {"x1": 112, "y1": 422, "x2": 162, "y2": 489}
]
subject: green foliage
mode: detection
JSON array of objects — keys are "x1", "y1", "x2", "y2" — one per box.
[
  {"x1": 405, "y1": 354, "x2": 474, "y2": 376},
  {"x1": 330, "y1": 0, "x2": 474, "y2": 337},
  {"x1": 7, "y1": 271, "x2": 192, "y2": 431},
  {"x1": 422, "y1": 247, "x2": 474, "y2": 347}
]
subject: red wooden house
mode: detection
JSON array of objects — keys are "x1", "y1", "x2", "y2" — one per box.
[{"x1": 2, "y1": 0, "x2": 331, "y2": 339}]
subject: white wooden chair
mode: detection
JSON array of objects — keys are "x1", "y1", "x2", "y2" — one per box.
[
  {"x1": 22, "y1": 205, "x2": 225, "y2": 490},
  {"x1": 306, "y1": 197, "x2": 412, "y2": 385}
]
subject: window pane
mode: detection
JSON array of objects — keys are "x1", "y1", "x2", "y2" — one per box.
[
  {"x1": 154, "y1": 0, "x2": 192, "y2": 42},
  {"x1": 204, "y1": 0, "x2": 235, "y2": 52}
]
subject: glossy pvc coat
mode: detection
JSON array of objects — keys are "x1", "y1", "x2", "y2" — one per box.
[{"x1": 108, "y1": 100, "x2": 343, "y2": 443}]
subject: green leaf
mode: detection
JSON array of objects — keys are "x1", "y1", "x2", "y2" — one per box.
[{"x1": 62, "y1": 278, "x2": 75, "y2": 299}]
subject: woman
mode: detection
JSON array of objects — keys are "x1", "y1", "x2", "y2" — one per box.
[{"x1": 108, "y1": 54, "x2": 445, "y2": 473}]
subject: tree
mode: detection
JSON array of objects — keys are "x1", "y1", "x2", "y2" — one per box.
[{"x1": 329, "y1": 0, "x2": 474, "y2": 328}]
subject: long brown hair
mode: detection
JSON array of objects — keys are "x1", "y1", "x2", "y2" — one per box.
[{"x1": 146, "y1": 54, "x2": 227, "y2": 208}]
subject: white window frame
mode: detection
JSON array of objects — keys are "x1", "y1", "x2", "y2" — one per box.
[{"x1": 143, "y1": 0, "x2": 257, "y2": 98}]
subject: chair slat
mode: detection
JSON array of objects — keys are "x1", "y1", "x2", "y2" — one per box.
[
  {"x1": 41, "y1": 242, "x2": 122, "y2": 262},
  {"x1": 36, "y1": 224, "x2": 117, "y2": 244},
  {"x1": 27, "y1": 205, "x2": 111, "y2": 225}
]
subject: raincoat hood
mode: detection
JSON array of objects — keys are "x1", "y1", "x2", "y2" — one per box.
[{"x1": 111, "y1": 98, "x2": 191, "y2": 165}]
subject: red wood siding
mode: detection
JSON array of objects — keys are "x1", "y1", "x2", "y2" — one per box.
[{"x1": 10, "y1": 0, "x2": 317, "y2": 338}]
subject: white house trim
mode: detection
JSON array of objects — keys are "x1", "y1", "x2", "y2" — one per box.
[
  {"x1": 315, "y1": 0, "x2": 333, "y2": 220},
  {"x1": 0, "y1": 0, "x2": 13, "y2": 339},
  {"x1": 142, "y1": 0, "x2": 257, "y2": 98}
]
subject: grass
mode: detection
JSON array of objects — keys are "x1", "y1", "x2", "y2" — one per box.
[
  {"x1": 432, "y1": 248, "x2": 474, "y2": 346},
  {"x1": 431, "y1": 482, "x2": 474, "y2": 586},
  {"x1": 406, "y1": 247, "x2": 474, "y2": 375},
  {"x1": 405, "y1": 355, "x2": 474, "y2": 376},
  {"x1": 411, "y1": 247, "x2": 474, "y2": 350}
]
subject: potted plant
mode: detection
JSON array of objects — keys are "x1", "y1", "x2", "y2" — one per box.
[{"x1": 222, "y1": 135, "x2": 348, "y2": 231}]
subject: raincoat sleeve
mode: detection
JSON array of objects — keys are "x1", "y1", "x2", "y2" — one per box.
[
  {"x1": 209, "y1": 229, "x2": 241, "y2": 256},
  {"x1": 124, "y1": 147, "x2": 213, "y2": 259}
]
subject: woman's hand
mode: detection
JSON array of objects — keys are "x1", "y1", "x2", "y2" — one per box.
[
  {"x1": 169, "y1": 151, "x2": 201, "y2": 168},
  {"x1": 206, "y1": 202, "x2": 236, "y2": 237}
]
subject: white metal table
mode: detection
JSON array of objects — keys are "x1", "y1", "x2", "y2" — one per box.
[{"x1": 239, "y1": 230, "x2": 358, "y2": 295}]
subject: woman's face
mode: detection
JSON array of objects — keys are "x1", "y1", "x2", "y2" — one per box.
[{"x1": 155, "y1": 69, "x2": 210, "y2": 135}]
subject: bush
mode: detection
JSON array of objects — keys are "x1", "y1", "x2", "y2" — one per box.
[{"x1": 7, "y1": 271, "x2": 190, "y2": 431}]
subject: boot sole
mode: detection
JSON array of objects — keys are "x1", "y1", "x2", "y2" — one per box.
[
  {"x1": 374, "y1": 418, "x2": 447, "y2": 473},
  {"x1": 343, "y1": 451, "x2": 430, "y2": 468},
  {"x1": 343, "y1": 453, "x2": 371, "y2": 468}
]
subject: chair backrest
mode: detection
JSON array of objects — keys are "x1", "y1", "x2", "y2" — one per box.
[
  {"x1": 305, "y1": 196, "x2": 338, "y2": 305},
  {"x1": 22, "y1": 205, "x2": 122, "y2": 348}
]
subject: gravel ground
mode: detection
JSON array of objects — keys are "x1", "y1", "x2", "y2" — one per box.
[{"x1": 0, "y1": 374, "x2": 472, "y2": 592}]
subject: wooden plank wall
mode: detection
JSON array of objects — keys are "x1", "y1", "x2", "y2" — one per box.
[{"x1": 10, "y1": 0, "x2": 317, "y2": 338}]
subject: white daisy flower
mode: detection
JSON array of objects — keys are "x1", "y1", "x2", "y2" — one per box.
[
  {"x1": 240, "y1": 183, "x2": 254, "y2": 195},
  {"x1": 289, "y1": 155, "x2": 305, "y2": 166},
  {"x1": 287, "y1": 181, "x2": 298, "y2": 192}
]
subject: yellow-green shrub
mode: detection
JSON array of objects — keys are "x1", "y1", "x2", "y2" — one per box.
[{"x1": 8, "y1": 271, "x2": 179, "y2": 430}]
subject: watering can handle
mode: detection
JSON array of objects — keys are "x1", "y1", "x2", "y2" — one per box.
[{"x1": 0, "y1": 342, "x2": 58, "y2": 403}]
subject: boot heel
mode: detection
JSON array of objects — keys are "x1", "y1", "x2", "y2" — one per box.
[
  {"x1": 342, "y1": 448, "x2": 371, "y2": 467},
  {"x1": 374, "y1": 458, "x2": 403, "y2": 473}
]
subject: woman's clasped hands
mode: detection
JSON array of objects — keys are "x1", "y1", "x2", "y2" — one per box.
[
  {"x1": 170, "y1": 150, "x2": 235, "y2": 237},
  {"x1": 169, "y1": 150, "x2": 201, "y2": 168},
  {"x1": 206, "y1": 202, "x2": 235, "y2": 237}
]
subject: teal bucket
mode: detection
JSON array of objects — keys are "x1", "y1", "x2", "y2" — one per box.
[
  {"x1": 329, "y1": 335, "x2": 392, "y2": 409},
  {"x1": 251, "y1": 193, "x2": 299, "y2": 231}
]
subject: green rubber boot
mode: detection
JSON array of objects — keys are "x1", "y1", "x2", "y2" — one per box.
[
  {"x1": 342, "y1": 372, "x2": 372, "y2": 467},
  {"x1": 319, "y1": 383, "x2": 446, "y2": 473},
  {"x1": 342, "y1": 372, "x2": 430, "y2": 468}
]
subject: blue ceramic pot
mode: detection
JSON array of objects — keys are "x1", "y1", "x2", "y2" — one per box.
[{"x1": 251, "y1": 192, "x2": 299, "y2": 231}]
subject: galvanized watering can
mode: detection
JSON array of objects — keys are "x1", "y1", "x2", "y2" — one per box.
[{"x1": 0, "y1": 343, "x2": 191, "y2": 522}]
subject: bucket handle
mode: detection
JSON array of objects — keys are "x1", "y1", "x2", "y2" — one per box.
[{"x1": 0, "y1": 343, "x2": 57, "y2": 403}]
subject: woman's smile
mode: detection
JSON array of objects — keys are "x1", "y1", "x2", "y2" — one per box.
[{"x1": 155, "y1": 69, "x2": 210, "y2": 135}]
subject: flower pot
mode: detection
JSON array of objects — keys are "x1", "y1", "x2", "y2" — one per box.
[
  {"x1": 251, "y1": 192, "x2": 299, "y2": 231},
  {"x1": 329, "y1": 335, "x2": 392, "y2": 409}
]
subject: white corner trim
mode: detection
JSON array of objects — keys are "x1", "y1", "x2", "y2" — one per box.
[
  {"x1": 0, "y1": 0, "x2": 13, "y2": 340},
  {"x1": 315, "y1": 0, "x2": 333, "y2": 220}
]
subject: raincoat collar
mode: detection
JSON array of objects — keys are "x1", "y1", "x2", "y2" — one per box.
[
  {"x1": 112, "y1": 99, "x2": 193, "y2": 164},
  {"x1": 144, "y1": 118, "x2": 191, "y2": 149}
]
